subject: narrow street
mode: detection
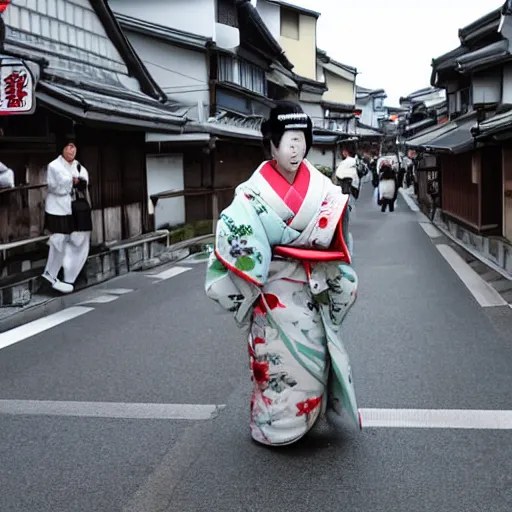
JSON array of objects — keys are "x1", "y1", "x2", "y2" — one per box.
[{"x1": 2, "y1": 185, "x2": 512, "y2": 512}]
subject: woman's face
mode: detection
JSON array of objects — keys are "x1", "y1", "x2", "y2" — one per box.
[
  {"x1": 63, "y1": 143, "x2": 77, "y2": 162},
  {"x1": 271, "y1": 130, "x2": 306, "y2": 175}
]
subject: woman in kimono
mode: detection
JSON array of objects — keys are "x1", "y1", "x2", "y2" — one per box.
[
  {"x1": 205, "y1": 102, "x2": 360, "y2": 447},
  {"x1": 42, "y1": 136, "x2": 92, "y2": 294}
]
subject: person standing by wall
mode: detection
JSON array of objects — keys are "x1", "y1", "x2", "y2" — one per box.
[{"x1": 42, "y1": 137, "x2": 92, "y2": 293}]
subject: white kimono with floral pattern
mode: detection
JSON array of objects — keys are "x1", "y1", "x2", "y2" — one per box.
[{"x1": 205, "y1": 159, "x2": 360, "y2": 446}]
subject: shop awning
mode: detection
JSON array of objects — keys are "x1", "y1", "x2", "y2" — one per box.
[
  {"x1": 266, "y1": 65, "x2": 298, "y2": 90},
  {"x1": 474, "y1": 109, "x2": 512, "y2": 139},
  {"x1": 404, "y1": 118, "x2": 436, "y2": 134},
  {"x1": 405, "y1": 119, "x2": 458, "y2": 148},
  {"x1": 37, "y1": 80, "x2": 187, "y2": 132},
  {"x1": 407, "y1": 113, "x2": 478, "y2": 154}
]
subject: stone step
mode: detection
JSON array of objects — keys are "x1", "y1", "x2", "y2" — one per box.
[
  {"x1": 489, "y1": 279, "x2": 512, "y2": 294},
  {"x1": 481, "y1": 270, "x2": 505, "y2": 283},
  {"x1": 501, "y1": 289, "x2": 512, "y2": 304}
]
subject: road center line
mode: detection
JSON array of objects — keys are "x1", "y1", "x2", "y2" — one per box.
[
  {"x1": 436, "y1": 244, "x2": 507, "y2": 307},
  {"x1": 360, "y1": 408, "x2": 512, "y2": 430},
  {"x1": 149, "y1": 266, "x2": 192, "y2": 281},
  {"x1": 0, "y1": 400, "x2": 225, "y2": 420},
  {"x1": 0, "y1": 307, "x2": 94, "y2": 351}
]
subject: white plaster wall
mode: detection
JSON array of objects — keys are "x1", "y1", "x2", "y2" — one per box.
[
  {"x1": 300, "y1": 101, "x2": 324, "y2": 127},
  {"x1": 505, "y1": 63, "x2": 512, "y2": 105},
  {"x1": 309, "y1": 147, "x2": 334, "y2": 170},
  {"x1": 109, "y1": 0, "x2": 216, "y2": 39},
  {"x1": 123, "y1": 31, "x2": 209, "y2": 115},
  {"x1": 472, "y1": 70, "x2": 501, "y2": 105},
  {"x1": 147, "y1": 155, "x2": 185, "y2": 229},
  {"x1": 256, "y1": 0, "x2": 280, "y2": 40}
]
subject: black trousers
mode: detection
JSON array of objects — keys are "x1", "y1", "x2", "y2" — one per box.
[{"x1": 381, "y1": 198, "x2": 395, "y2": 212}]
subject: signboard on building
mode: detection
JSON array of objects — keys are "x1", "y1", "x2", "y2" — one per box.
[{"x1": 0, "y1": 55, "x2": 35, "y2": 116}]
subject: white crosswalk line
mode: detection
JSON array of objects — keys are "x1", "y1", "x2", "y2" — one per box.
[
  {"x1": 105, "y1": 288, "x2": 133, "y2": 295},
  {"x1": 360, "y1": 408, "x2": 512, "y2": 430},
  {"x1": 0, "y1": 400, "x2": 225, "y2": 420},
  {"x1": 149, "y1": 266, "x2": 192, "y2": 281},
  {"x1": 0, "y1": 307, "x2": 94, "y2": 351}
]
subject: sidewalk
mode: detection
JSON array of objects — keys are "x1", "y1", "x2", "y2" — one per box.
[
  {"x1": 399, "y1": 187, "x2": 512, "y2": 305},
  {"x1": 0, "y1": 235, "x2": 213, "y2": 333}
]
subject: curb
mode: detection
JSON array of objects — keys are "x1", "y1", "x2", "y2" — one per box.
[
  {"x1": 0, "y1": 234, "x2": 214, "y2": 334},
  {"x1": 400, "y1": 189, "x2": 512, "y2": 282}
]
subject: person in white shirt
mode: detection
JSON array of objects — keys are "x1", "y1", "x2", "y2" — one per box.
[
  {"x1": 42, "y1": 137, "x2": 92, "y2": 294},
  {"x1": 335, "y1": 147, "x2": 360, "y2": 199},
  {"x1": 0, "y1": 161, "x2": 14, "y2": 188}
]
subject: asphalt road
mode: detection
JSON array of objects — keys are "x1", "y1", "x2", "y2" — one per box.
[{"x1": 1, "y1": 185, "x2": 512, "y2": 512}]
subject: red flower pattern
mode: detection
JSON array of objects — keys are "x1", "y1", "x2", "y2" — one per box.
[
  {"x1": 318, "y1": 216, "x2": 328, "y2": 229},
  {"x1": 252, "y1": 360, "x2": 270, "y2": 384},
  {"x1": 296, "y1": 396, "x2": 322, "y2": 417},
  {"x1": 262, "y1": 293, "x2": 286, "y2": 310},
  {"x1": 253, "y1": 337, "x2": 265, "y2": 345}
]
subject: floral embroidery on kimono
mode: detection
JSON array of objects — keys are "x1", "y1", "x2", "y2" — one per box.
[{"x1": 205, "y1": 159, "x2": 359, "y2": 446}]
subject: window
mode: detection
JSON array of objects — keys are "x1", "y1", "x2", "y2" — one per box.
[
  {"x1": 217, "y1": 0, "x2": 238, "y2": 28},
  {"x1": 373, "y1": 97, "x2": 384, "y2": 111},
  {"x1": 218, "y1": 55, "x2": 267, "y2": 96},
  {"x1": 280, "y1": 7, "x2": 299, "y2": 40}
]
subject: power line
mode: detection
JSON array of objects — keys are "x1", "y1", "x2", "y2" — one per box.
[{"x1": 144, "y1": 60, "x2": 207, "y2": 85}]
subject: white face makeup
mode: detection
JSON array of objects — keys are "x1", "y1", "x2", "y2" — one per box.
[{"x1": 271, "y1": 130, "x2": 306, "y2": 177}]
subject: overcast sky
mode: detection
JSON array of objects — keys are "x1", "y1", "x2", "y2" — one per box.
[{"x1": 292, "y1": 0, "x2": 501, "y2": 106}]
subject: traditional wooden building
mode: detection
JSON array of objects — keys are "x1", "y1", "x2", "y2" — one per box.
[
  {"x1": 0, "y1": 0, "x2": 187, "y2": 283},
  {"x1": 407, "y1": 3, "x2": 512, "y2": 275}
]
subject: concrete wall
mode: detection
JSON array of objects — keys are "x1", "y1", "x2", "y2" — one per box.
[
  {"x1": 256, "y1": 0, "x2": 280, "y2": 39},
  {"x1": 280, "y1": 13, "x2": 317, "y2": 80},
  {"x1": 122, "y1": 30, "x2": 209, "y2": 116},
  {"x1": 323, "y1": 71, "x2": 355, "y2": 105},
  {"x1": 146, "y1": 154, "x2": 185, "y2": 229},
  {"x1": 309, "y1": 147, "x2": 335, "y2": 170}
]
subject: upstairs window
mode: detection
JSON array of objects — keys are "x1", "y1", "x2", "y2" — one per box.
[
  {"x1": 217, "y1": 0, "x2": 238, "y2": 28},
  {"x1": 373, "y1": 97, "x2": 385, "y2": 111},
  {"x1": 280, "y1": 7, "x2": 299, "y2": 40},
  {"x1": 218, "y1": 55, "x2": 267, "y2": 96}
]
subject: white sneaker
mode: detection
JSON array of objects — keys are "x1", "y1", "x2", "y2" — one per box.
[
  {"x1": 52, "y1": 280, "x2": 74, "y2": 294},
  {"x1": 41, "y1": 271, "x2": 56, "y2": 285}
]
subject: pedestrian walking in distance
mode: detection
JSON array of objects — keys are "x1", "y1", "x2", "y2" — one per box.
[
  {"x1": 205, "y1": 101, "x2": 360, "y2": 447},
  {"x1": 378, "y1": 163, "x2": 398, "y2": 213}
]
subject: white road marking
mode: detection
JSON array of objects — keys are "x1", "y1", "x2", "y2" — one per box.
[
  {"x1": 106, "y1": 288, "x2": 133, "y2": 295},
  {"x1": 436, "y1": 244, "x2": 507, "y2": 307},
  {"x1": 360, "y1": 408, "x2": 512, "y2": 430},
  {"x1": 0, "y1": 307, "x2": 94, "y2": 351},
  {"x1": 0, "y1": 400, "x2": 225, "y2": 420},
  {"x1": 79, "y1": 294, "x2": 119, "y2": 305},
  {"x1": 399, "y1": 188, "x2": 420, "y2": 212},
  {"x1": 149, "y1": 266, "x2": 192, "y2": 281},
  {"x1": 419, "y1": 222, "x2": 442, "y2": 239}
]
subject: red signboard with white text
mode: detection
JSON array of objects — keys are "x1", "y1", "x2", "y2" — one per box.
[{"x1": 0, "y1": 57, "x2": 35, "y2": 115}]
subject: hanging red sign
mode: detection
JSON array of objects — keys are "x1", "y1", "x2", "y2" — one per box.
[
  {"x1": 0, "y1": 56, "x2": 35, "y2": 115},
  {"x1": 0, "y1": 1, "x2": 11, "y2": 14}
]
